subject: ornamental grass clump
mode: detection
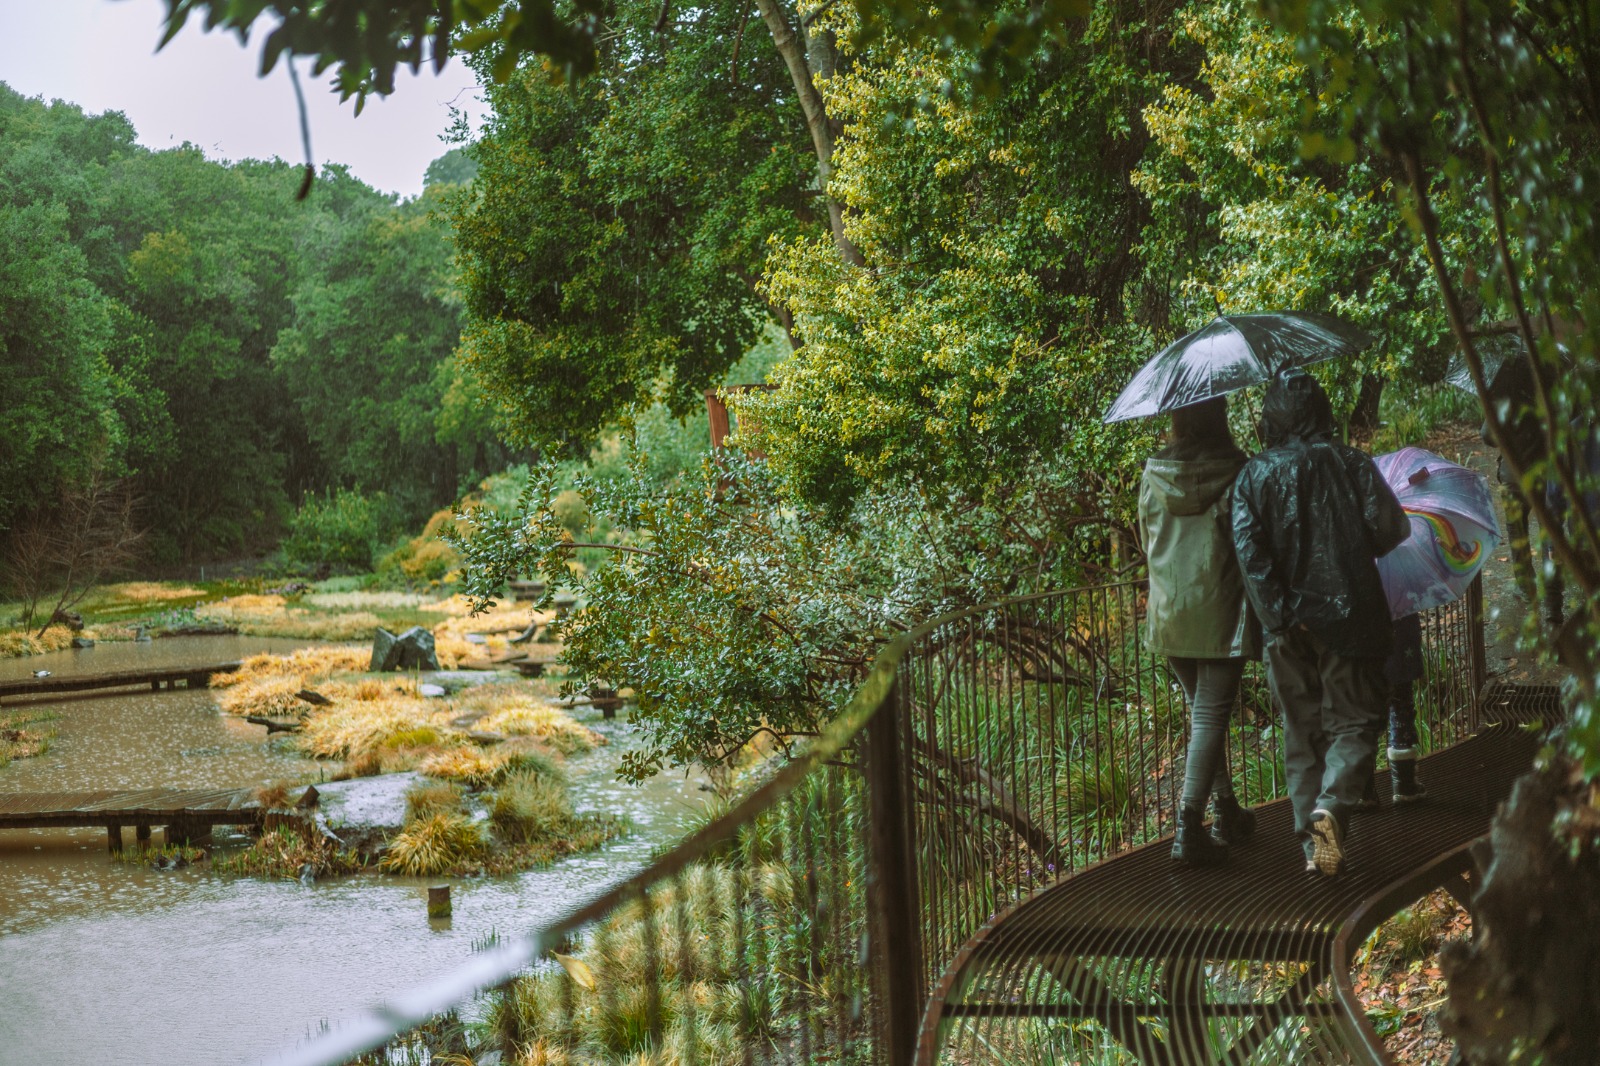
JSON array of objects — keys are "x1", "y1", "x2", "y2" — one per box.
[
  {"x1": 405, "y1": 780, "x2": 466, "y2": 821},
  {"x1": 487, "y1": 864, "x2": 762, "y2": 1066},
  {"x1": 489, "y1": 769, "x2": 573, "y2": 845},
  {"x1": 0, "y1": 628, "x2": 76, "y2": 658},
  {"x1": 418, "y1": 746, "x2": 508, "y2": 787},
  {"x1": 381, "y1": 812, "x2": 486, "y2": 875},
  {"x1": 299, "y1": 698, "x2": 449, "y2": 761},
  {"x1": 213, "y1": 825, "x2": 366, "y2": 879},
  {"x1": 469, "y1": 691, "x2": 603, "y2": 755}
]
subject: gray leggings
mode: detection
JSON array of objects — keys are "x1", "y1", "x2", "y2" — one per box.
[{"x1": 1168, "y1": 657, "x2": 1245, "y2": 810}]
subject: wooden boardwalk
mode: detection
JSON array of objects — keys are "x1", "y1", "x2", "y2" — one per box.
[
  {"x1": 0, "y1": 662, "x2": 241, "y2": 703},
  {"x1": 0, "y1": 787, "x2": 262, "y2": 850}
]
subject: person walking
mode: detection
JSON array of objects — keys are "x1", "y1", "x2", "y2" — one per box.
[
  {"x1": 1383, "y1": 613, "x2": 1429, "y2": 803},
  {"x1": 1140, "y1": 396, "x2": 1261, "y2": 866},
  {"x1": 1232, "y1": 368, "x2": 1409, "y2": 876}
]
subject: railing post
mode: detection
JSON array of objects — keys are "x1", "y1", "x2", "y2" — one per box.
[
  {"x1": 865, "y1": 675, "x2": 923, "y2": 1066},
  {"x1": 1467, "y1": 573, "x2": 1487, "y2": 729}
]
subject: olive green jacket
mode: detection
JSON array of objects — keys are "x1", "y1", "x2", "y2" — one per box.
[{"x1": 1139, "y1": 457, "x2": 1260, "y2": 660}]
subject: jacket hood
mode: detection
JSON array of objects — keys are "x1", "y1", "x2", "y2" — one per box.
[
  {"x1": 1143, "y1": 457, "x2": 1245, "y2": 516},
  {"x1": 1261, "y1": 368, "x2": 1334, "y2": 446}
]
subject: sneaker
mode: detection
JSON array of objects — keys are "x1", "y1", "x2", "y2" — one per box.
[
  {"x1": 1355, "y1": 775, "x2": 1380, "y2": 812},
  {"x1": 1308, "y1": 809, "x2": 1343, "y2": 876}
]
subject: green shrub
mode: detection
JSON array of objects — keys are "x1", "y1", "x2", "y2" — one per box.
[{"x1": 282, "y1": 489, "x2": 386, "y2": 574}]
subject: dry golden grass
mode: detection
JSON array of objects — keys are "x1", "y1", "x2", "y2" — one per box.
[
  {"x1": 380, "y1": 812, "x2": 486, "y2": 875},
  {"x1": 464, "y1": 689, "x2": 603, "y2": 754},
  {"x1": 299, "y1": 698, "x2": 455, "y2": 761},
  {"x1": 99, "y1": 581, "x2": 206, "y2": 603},
  {"x1": 0, "y1": 628, "x2": 77, "y2": 658},
  {"x1": 418, "y1": 746, "x2": 509, "y2": 787},
  {"x1": 216, "y1": 673, "x2": 307, "y2": 719},
  {"x1": 214, "y1": 645, "x2": 373, "y2": 719}
]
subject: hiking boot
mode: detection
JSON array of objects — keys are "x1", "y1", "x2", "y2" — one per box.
[
  {"x1": 1210, "y1": 795, "x2": 1257, "y2": 846},
  {"x1": 1308, "y1": 809, "x2": 1343, "y2": 877},
  {"x1": 1390, "y1": 748, "x2": 1428, "y2": 805},
  {"x1": 1172, "y1": 805, "x2": 1228, "y2": 867},
  {"x1": 1356, "y1": 774, "x2": 1381, "y2": 812}
]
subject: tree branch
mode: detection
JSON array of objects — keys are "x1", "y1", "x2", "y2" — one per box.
[{"x1": 753, "y1": 0, "x2": 863, "y2": 266}]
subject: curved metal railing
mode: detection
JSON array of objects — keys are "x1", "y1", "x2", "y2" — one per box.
[{"x1": 264, "y1": 577, "x2": 1487, "y2": 1066}]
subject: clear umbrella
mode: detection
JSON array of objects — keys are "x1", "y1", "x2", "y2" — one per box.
[{"x1": 1102, "y1": 312, "x2": 1371, "y2": 423}]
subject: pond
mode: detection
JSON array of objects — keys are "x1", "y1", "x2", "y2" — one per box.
[{"x1": 0, "y1": 636, "x2": 707, "y2": 1066}]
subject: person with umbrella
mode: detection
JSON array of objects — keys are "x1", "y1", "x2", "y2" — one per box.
[
  {"x1": 1106, "y1": 311, "x2": 1373, "y2": 867},
  {"x1": 1366, "y1": 447, "x2": 1504, "y2": 806},
  {"x1": 1137, "y1": 396, "x2": 1260, "y2": 866},
  {"x1": 1231, "y1": 368, "x2": 1410, "y2": 877}
]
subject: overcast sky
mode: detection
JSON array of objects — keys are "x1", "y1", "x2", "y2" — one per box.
[{"x1": 0, "y1": 0, "x2": 489, "y2": 196}]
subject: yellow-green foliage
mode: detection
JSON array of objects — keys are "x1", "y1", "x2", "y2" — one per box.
[
  {"x1": 380, "y1": 510, "x2": 463, "y2": 583},
  {"x1": 490, "y1": 769, "x2": 573, "y2": 844},
  {"x1": 381, "y1": 812, "x2": 486, "y2": 875}
]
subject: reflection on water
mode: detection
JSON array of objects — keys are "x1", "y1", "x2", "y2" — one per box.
[
  {"x1": 0, "y1": 638, "x2": 707, "y2": 1066},
  {"x1": 0, "y1": 633, "x2": 317, "y2": 683}
]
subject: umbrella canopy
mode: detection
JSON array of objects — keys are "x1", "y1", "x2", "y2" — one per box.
[
  {"x1": 1373, "y1": 447, "x2": 1501, "y2": 618},
  {"x1": 1102, "y1": 312, "x2": 1371, "y2": 424},
  {"x1": 1444, "y1": 330, "x2": 1570, "y2": 394}
]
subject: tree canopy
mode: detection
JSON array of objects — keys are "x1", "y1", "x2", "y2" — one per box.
[{"x1": 0, "y1": 84, "x2": 505, "y2": 564}]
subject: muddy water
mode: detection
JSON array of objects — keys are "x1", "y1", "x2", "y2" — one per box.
[{"x1": 0, "y1": 638, "x2": 707, "y2": 1066}]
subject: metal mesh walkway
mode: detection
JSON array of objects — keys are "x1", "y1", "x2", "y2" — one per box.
[{"x1": 918, "y1": 696, "x2": 1553, "y2": 1065}]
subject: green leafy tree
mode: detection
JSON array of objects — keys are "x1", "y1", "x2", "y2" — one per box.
[
  {"x1": 273, "y1": 184, "x2": 489, "y2": 519},
  {"x1": 0, "y1": 201, "x2": 120, "y2": 529},
  {"x1": 446, "y1": 0, "x2": 817, "y2": 451}
]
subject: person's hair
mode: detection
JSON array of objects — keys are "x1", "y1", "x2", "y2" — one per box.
[
  {"x1": 1157, "y1": 396, "x2": 1246, "y2": 461},
  {"x1": 1171, "y1": 396, "x2": 1230, "y2": 443}
]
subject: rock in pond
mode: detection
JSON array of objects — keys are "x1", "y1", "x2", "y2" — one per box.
[
  {"x1": 312, "y1": 771, "x2": 422, "y2": 854},
  {"x1": 369, "y1": 626, "x2": 441, "y2": 672}
]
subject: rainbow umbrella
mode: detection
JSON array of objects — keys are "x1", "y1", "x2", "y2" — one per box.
[{"x1": 1373, "y1": 447, "x2": 1501, "y2": 618}]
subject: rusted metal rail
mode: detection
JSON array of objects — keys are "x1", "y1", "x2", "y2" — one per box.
[
  {"x1": 260, "y1": 575, "x2": 1548, "y2": 1066},
  {"x1": 0, "y1": 661, "x2": 240, "y2": 702}
]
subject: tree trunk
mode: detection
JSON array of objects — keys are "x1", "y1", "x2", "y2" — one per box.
[
  {"x1": 1441, "y1": 752, "x2": 1600, "y2": 1064},
  {"x1": 1348, "y1": 372, "x2": 1383, "y2": 436},
  {"x1": 754, "y1": 0, "x2": 864, "y2": 267}
]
